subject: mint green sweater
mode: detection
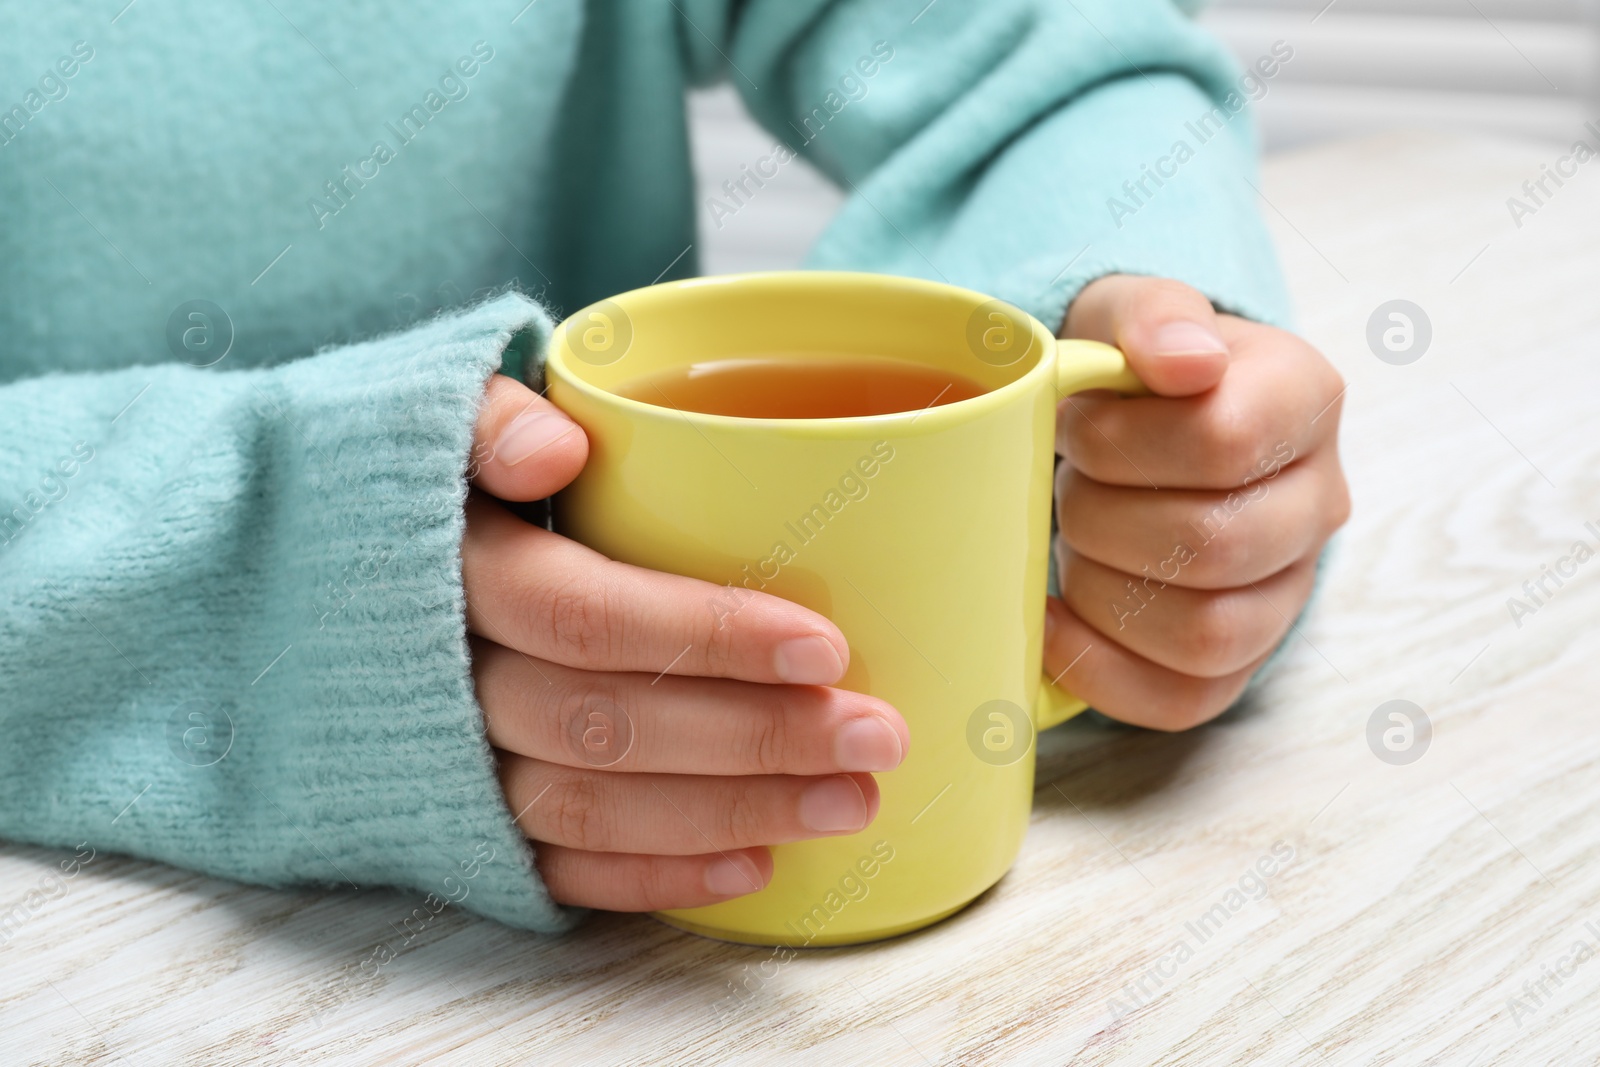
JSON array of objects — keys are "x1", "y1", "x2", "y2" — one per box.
[{"x1": 0, "y1": 0, "x2": 1290, "y2": 933}]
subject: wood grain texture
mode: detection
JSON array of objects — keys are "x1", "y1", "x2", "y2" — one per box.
[{"x1": 5, "y1": 133, "x2": 1600, "y2": 1066}]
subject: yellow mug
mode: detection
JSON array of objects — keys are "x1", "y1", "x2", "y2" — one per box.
[{"x1": 544, "y1": 271, "x2": 1142, "y2": 946}]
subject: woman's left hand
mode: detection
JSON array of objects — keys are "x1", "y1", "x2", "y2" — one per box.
[{"x1": 1046, "y1": 273, "x2": 1351, "y2": 730}]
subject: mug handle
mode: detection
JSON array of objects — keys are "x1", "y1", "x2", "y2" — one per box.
[{"x1": 1034, "y1": 338, "x2": 1149, "y2": 731}]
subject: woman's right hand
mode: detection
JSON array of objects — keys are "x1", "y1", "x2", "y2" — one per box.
[{"x1": 461, "y1": 373, "x2": 909, "y2": 911}]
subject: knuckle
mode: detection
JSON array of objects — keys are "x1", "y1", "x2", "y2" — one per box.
[
  {"x1": 1061, "y1": 405, "x2": 1124, "y2": 480},
  {"x1": 718, "y1": 786, "x2": 766, "y2": 847},
  {"x1": 538, "y1": 572, "x2": 620, "y2": 666},
  {"x1": 698, "y1": 607, "x2": 740, "y2": 676},
  {"x1": 1332, "y1": 491, "x2": 1353, "y2": 533},
  {"x1": 1055, "y1": 463, "x2": 1096, "y2": 518},
  {"x1": 545, "y1": 773, "x2": 607, "y2": 850},
  {"x1": 744, "y1": 700, "x2": 790, "y2": 776},
  {"x1": 632, "y1": 858, "x2": 681, "y2": 909},
  {"x1": 1204, "y1": 403, "x2": 1266, "y2": 484},
  {"x1": 1170, "y1": 596, "x2": 1247, "y2": 677},
  {"x1": 1181, "y1": 503, "x2": 1248, "y2": 581},
  {"x1": 1054, "y1": 457, "x2": 1075, "y2": 502},
  {"x1": 1206, "y1": 525, "x2": 1251, "y2": 581},
  {"x1": 546, "y1": 674, "x2": 585, "y2": 728},
  {"x1": 1325, "y1": 470, "x2": 1353, "y2": 533},
  {"x1": 1315, "y1": 356, "x2": 1346, "y2": 404},
  {"x1": 1060, "y1": 431, "x2": 1094, "y2": 479},
  {"x1": 551, "y1": 678, "x2": 631, "y2": 765}
]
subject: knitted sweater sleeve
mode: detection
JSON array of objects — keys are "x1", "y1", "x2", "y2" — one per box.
[
  {"x1": 678, "y1": 0, "x2": 1293, "y2": 330},
  {"x1": 0, "y1": 292, "x2": 582, "y2": 935}
]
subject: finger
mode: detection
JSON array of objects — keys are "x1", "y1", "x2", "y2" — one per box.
[
  {"x1": 1063, "y1": 275, "x2": 1229, "y2": 396},
  {"x1": 1055, "y1": 449, "x2": 1348, "y2": 589},
  {"x1": 500, "y1": 755, "x2": 881, "y2": 854},
  {"x1": 536, "y1": 844, "x2": 773, "y2": 911},
  {"x1": 473, "y1": 637, "x2": 908, "y2": 774},
  {"x1": 470, "y1": 373, "x2": 589, "y2": 500},
  {"x1": 1042, "y1": 597, "x2": 1272, "y2": 731},
  {"x1": 1057, "y1": 549, "x2": 1318, "y2": 678},
  {"x1": 1056, "y1": 322, "x2": 1345, "y2": 489},
  {"x1": 464, "y1": 496, "x2": 849, "y2": 684}
]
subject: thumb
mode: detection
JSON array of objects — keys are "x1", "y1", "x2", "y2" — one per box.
[
  {"x1": 1062, "y1": 274, "x2": 1230, "y2": 397},
  {"x1": 470, "y1": 373, "x2": 589, "y2": 500}
]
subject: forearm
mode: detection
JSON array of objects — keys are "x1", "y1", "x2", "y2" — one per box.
[
  {"x1": 0, "y1": 292, "x2": 581, "y2": 934},
  {"x1": 699, "y1": 0, "x2": 1291, "y2": 329}
]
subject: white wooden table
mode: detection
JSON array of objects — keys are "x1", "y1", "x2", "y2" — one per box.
[{"x1": 6, "y1": 132, "x2": 1600, "y2": 1066}]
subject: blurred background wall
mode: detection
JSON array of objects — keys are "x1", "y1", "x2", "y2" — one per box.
[{"x1": 688, "y1": 0, "x2": 1600, "y2": 274}]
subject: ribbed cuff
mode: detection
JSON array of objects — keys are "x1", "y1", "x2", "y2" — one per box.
[
  {"x1": 262, "y1": 290, "x2": 579, "y2": 932},
  {"x1": 103, "y1": 290, "x2": 580, "y2": 934}
]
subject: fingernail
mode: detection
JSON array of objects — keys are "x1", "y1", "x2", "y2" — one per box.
[
  {"x1": 704, "y1": 854, "x2": 764, "y2": 897},
  {"x1": 1152, "y1": 321, "x2": 1228, "y2": 357},
  {"x1": 774, "y1": 635, "x2": 844, "y2": 685},
  {"x1": 799, "y1": 776, "x2": 869, "y2": 833},
  {"x1": 494, "y1": 409, "x2": 575, "y2": 466},
  {"x1": 833, "y1": 718, "x2": 903, "y2": 772}
]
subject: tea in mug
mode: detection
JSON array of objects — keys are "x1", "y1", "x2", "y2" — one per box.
[{"x1": 615, "y1": 355, "x2": 987, "y2": 419}]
